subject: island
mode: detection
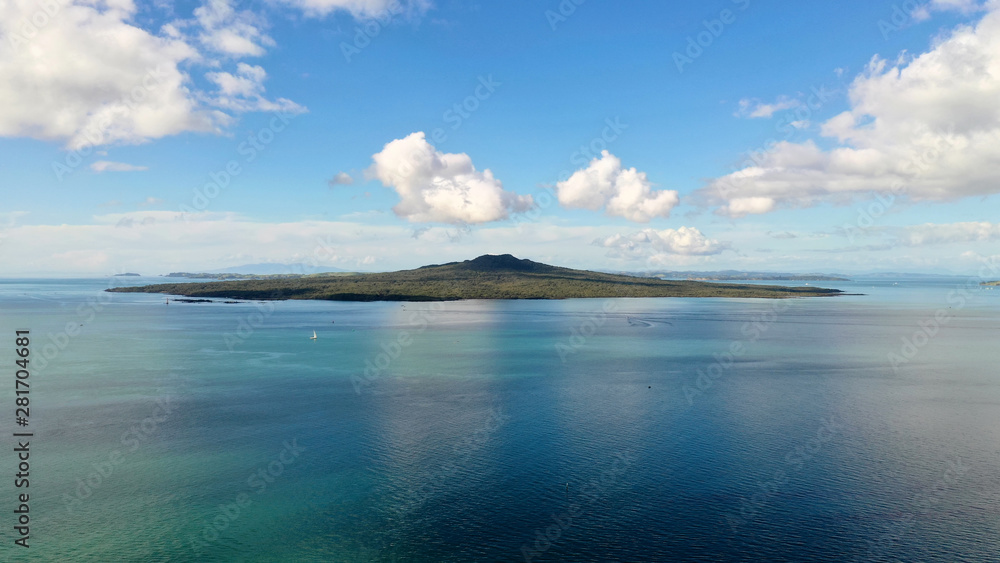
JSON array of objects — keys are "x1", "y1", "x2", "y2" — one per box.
[
  {"x1": 107, "y1": 254, "x2": 844, "y2": 302},
  {"x1": 163, "y1": 272, "x2": 354, "y2": 280},
  {"x1": 982, "y1": 281, "x2": 1000, "y2": 286},
  {"x1": 637, "y1": 270, "x2": 849, "y2": 281},
  {"x1": 114, "y1": 272, "x2": 141, "y2": 276}
]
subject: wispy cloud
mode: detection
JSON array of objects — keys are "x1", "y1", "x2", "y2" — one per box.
[
  {"x1": 91, "y1": 161, "x2": 149, "y2": 173},
  {"x1": 276, "y1": 0, "x2": 432, "y2": 18},
  {"x1": 735, "y1": 96, "x2": 801, "y2": 119},
  {"x1": 0, "y1": 211, "x2": 29, "y2": 228},
  {"x1": 845, "y1": 221, "x2": 1000, "y2": 248},
  {"x1": 767, "y1": 231, "x2": 798, "y2": 239},
  {"x1": 137, "y1": 197, "x2": 165, "y2": 207}
]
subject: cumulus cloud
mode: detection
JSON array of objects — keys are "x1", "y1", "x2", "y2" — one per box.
[
  {"x1": 557, "y1": 151, "x2": 679, "y2": 223},
  {"x1": 206, "y1": 63, "x2": 305, "y2": 113},
  {"x1": 594, "y1": 226, "x2": 728, "y2": 260},
  {"x1": 0, "y1": 0, "x2": 222, "y2": 149},
  {"x1": 0, "y1": 0, "x2": 348, "y2": 151},
  {"x1": 369, "y1": 132, "x2": 533, "y2": 224},
  {"x1": 194, "y1": 0, "x2": 274, "y2": 56},
  {"x1": 91, "y1": 161, "x2": 148, "y2": 172},
  {"x1": 719, "y1": 195, "x2": 777, "y2": 218},
  {"x1": 699, "y1": 4, "x2": 1000, "y2": 217}
]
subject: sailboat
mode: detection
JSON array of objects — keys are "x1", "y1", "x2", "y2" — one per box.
[{"x1": 310, "y1": 331, "x2": 317, "y2": 340}]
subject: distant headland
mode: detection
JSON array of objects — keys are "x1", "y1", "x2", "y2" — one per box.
[
  {"x1": 107, "y1": 254, "x2": 843, "y2": 302},
  {"x1": 638, "y1": 270, "x2": 849, "y2": 281}
]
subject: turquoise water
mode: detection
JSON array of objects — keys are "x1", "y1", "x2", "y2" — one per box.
[{"x1": 0, "y1": 277, "x2": 998, "y2": 561}]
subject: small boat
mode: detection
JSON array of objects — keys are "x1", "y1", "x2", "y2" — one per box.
[{"x1": 310, "y1": 331, "x2": 317, "y2": 340}]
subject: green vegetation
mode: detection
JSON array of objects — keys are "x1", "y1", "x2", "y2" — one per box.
[
  {"x1": 641, "y1": 271, "x2": 849, "y2": 281},
  {"x1": 109, "y1": 254, "x2": 843, "y2": 302}
]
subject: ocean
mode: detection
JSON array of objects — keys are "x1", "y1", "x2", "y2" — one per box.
[{"x1": 0, "y1": 276, "x2": 998, "y2": 562}]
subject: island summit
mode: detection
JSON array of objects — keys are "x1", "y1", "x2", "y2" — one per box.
[{"x1": 107, "y1": 254, "x2": 844, "y2": 302}]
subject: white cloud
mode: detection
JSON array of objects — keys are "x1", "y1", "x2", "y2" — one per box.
[
  {"x1": 206, "y1": 63, "x2": 306, "y2": 113},
  {"x1": 700, "y1": 4, "x2": 1000, "y2": 217},
  {"x1": 0, "y1": 212, "x2": 601, "y2": 275},
  {"x1": 0, "y1": 0, "x2": 307, "y2": 151},
  {"x1": 137, "y1": 197, "x2": 164, "y2": 207},
  {"x1": 328, "y1": 172, "x2": 354, "y2": 186},
  {"x1": 90, "y1": 161, "x2": 149, "y2": 172},
  {"x1": 595, "y1": 226, "x2": 728, "y2": 260},
  {"x1": 897, "y1": 221, "x2": 1000, "y2": 245},
  {"x1": 0, "y1": 0, "x2": 221, "y2": 149},
  {"x1": 0, "y1": 0, "x2": 440, "y2": 152},
  {"x1": 369, "y1": 132, "x2": 533, "y2": 224},
  {"x1": 277, "y1": 0, "x2": 431, "y2": 18},
  {"x1": 0, "y1": 211, "x2": 29, "y2": 228},
  {"x1": 913, "y1": 0, "x2": 985, "y2": 20},
  {"x1": 2, "y1": 212, "x2": 994, "y2": 275},
  {"x1": 850, "y1": 221, "x2": 1000, "y2": 247},
  {"x1": 557, "y1": 151, "x2": 679, "y2": 223},
  {"x1": 718, "y1": 196, "x2": 777, "y2": 218},
  {"x1": 0, "y1": 0, "x2": 438, "y2": 151},
  {"x1": 767, "y1": 231, "x2": 798, "y2": 240},
  {"x1": 736, "y1": 96, "x2": 801, "y2": 119},
  {"x1": 93, "y1": 210, "x2": 232, "y2": 225},
  {"x1": 194, "y1": 0, "x2": 274, "y2": 57},
  {"x1": 50, "y1": 249, "x2": 111, "y2": 270}
]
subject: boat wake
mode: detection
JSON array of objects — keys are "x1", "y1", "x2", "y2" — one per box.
[{"x1": 626, "y1": 316, "x2": 672, "y2": 328}]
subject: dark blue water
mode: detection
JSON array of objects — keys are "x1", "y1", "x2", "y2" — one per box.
[{"x1": 0, "y1": 277, "x2": 998, "y2": 561}]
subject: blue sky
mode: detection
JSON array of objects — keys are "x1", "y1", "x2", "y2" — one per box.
[{"x1": 2, "y1": 0, "x2": 999, "y2": 275}]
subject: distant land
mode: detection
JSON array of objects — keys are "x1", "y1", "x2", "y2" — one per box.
[
  {"x1": 109, "y1": 254, "x2": 843, "y2": 302},
  {"x1": 162, "y1": 262, "x2": 358, "y2": 280},
  {"x1": 165, "y1": 272, "x2": 357, "y2": 280},
  {"x1": 853, "y1": 272, "x2": 967, "y2": 279},
  {"x1": 632, "y1": 270, "x2": 849, "y2": 281},
  {"x1": 982, "y1": 281, "x2": 1000, "y2": 286},
  {"x1": 203, "y1": 263, "x2": 353, "y2": 275},
  {"x1": 114, "y1": 272, "x2": 141, "y2": 277}
]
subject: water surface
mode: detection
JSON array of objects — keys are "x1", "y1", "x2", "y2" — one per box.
[{"x1": 0, "y1": 276, "x2": 997, "y2": 561}]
